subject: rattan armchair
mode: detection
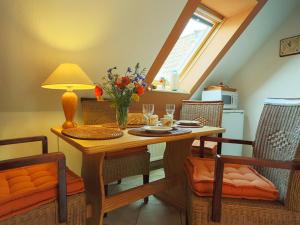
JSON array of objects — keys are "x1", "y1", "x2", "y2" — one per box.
[
  {"x1": 180, "y1": 100, "x2": 224, "y2": 157},
  {"x1": 81, "y1": 98, "x2": 150, "y2": 203},
  {"x1": 187, "y1": 98, "x2": 300, "y2": 225},
  {"x1": 0, "y1": 136, "x2": 86, "y2": 225}
]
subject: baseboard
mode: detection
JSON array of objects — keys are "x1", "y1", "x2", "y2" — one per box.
[{"x1": 150, "y1": 159, "x2": 163, "y2": 170}]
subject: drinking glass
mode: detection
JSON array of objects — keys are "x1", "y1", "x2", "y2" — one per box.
[
  {"x1": 166, "y1": 104, "x2": 175, "y2": 118},
  {"x1": 142, "y1": 104, "x2": 154, "y2": 125}
]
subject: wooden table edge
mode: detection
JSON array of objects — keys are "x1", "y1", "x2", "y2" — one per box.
[{"x1": 51, "y1": 127, "x2": 225, "y2": 155}]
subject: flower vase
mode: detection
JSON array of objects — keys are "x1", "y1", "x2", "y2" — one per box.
[{"x1": 116, "y1": 105, "x2": 129, "y2": 130}]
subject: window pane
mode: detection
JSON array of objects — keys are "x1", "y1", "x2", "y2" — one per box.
[{"x1": 153, "y1": 14, "x2": 213, "y2": 90}]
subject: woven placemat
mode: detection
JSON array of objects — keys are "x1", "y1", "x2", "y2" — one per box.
[
  {"x1": 176, "y1": 124, "x2": 203, "y2": 128},
  {"x1": 101, "y1": 122, "x2": 145, "y2": 129},
  {"x1": 128, "y1": 127, "x2": 192, "y2": 137},
  {"x1": 62, "y1": 125, "x2": 123, "y2": 140}
]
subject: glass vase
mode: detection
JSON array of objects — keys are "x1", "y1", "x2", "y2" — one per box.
[{"x1": 116, "y1": 105, "x2": 129, "y2": 130}]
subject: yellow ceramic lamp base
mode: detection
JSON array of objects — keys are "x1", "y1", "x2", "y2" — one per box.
[{"x1": 62, "y1": 90, "x2": 78, "y2": 129}]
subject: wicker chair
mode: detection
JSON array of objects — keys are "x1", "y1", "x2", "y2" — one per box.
[
  {"x1": 81, "y1": 98, "x2": 150, "y2": 203},
  {"x1": 187, "y1": 98, "x2": 300, "y2": 225},
  {"x1": 0, "y1": 136, "x2": 86, "y2": 225},
  {"x1": 180, "y1": 100, "x2": 224, "y2": 157}
]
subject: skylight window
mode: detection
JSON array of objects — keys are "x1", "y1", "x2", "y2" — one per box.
[{"x1": 152, "y1": 11, "x2": 216, "y2": 91}]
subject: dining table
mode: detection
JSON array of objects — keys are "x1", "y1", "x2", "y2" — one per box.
[{"x1": 51, "y1": 126, "x2": 225, "y2": 225}]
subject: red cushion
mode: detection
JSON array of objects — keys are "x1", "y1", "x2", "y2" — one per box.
[
  {"x1": 185, "y1": 157, "x2": 279, "y2": 201},
  {"x1": 0, "y1": 163, "x2": 84, "y2": 220}
]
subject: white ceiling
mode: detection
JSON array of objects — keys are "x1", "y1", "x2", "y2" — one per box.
[{"x1": 192, "y1": 0, "x2": 300, "y2": 99}]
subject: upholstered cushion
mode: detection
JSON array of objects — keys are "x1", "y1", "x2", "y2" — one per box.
[
  {"x1": 191, "y1": 140, "x2": 217, "y2": 155},
  {"x1": 105, "y1": 146, "x2": 148, "y2": 159},
  {"x1": 185, "y1": 157, "x2": 279, "y2": 201},
  {"x1": 0, "y1": 163, "x2": 84, "y2": 220}
]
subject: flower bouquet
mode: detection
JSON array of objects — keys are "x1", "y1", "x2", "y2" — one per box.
[{"x1": 95, "y1": 63, "x2": 147, "y2": 129}]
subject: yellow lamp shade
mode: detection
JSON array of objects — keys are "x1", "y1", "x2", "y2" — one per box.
[
  {"x1": 41, "y1": 63, "x2": 94, "y2": 90},
  {"x1": 42, "y1": 63, "x2": 94, "y2": 129}
]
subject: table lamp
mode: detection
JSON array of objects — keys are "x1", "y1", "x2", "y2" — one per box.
[{"x1": 42, "y1": 63, "x2": 94, "y2": 129}]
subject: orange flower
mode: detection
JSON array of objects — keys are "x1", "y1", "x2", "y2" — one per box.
[{"x1": 135, "y1": 84, "x2": 144, "y2": 96}]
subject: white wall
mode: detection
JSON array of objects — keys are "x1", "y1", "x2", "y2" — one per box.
[
  {"x1": 192, "y1": 0, "x2": 300, "y2": 99},
  {"x1": 229, "y1": 7, "x2": 300, "y2": 156},
  {"x1": 0, "y1": 0, "x2": 186, "y2": 173}
]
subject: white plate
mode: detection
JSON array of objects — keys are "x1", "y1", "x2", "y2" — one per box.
[
  {"x1": 176, "y1": 120, "x2": 200, "y2": 126},
  {"x1": 144, "y1": 126, "x2": 173, "y2": 133}
]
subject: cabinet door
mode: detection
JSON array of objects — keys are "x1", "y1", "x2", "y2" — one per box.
[{"x1": 221, "y1": 111, "x2": 244, "y2": 156}]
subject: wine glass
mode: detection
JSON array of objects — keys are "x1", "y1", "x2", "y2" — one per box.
[
  {"x1": 142, "y1": 104, "x2": 154, "y2": 125},
  {"x1": 166, "y1": 104, "x2": 175, "y2": 118}
]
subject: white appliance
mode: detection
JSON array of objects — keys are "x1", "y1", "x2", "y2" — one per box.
[
  {"x1": 221, "y1": 110, "x2": 244, "y2": 156},
  {"x1": 202, "y1": 90, "x2": 238, "y2": 109}
]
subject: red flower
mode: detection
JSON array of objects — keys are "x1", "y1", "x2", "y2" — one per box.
[
  {"x1": 94, "y1": 85, "x2": 103, "y2": 101},
  {"x1": 135, "y1": 84, "x2": 144, "y2": 96},
  {"x1": 122, "y1": 76, "x2": 130, "y2": 86},
  {"x1": 115, "y1": 76, "x2": 130, "y2": 88}
]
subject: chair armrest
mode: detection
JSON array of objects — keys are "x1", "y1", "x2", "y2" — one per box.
[
  {"x1": 211, "y1": 154, "x2": 300, "y2": 222},
  {"x1": 0, "y1": 152, "x2": 67, "y2": 223},
  {"x1": 198, "y1": 136, "x2": 254, "y2": 157},
  {"x1": 200, "y1": 136, "x2": 254, "y2": 146},
  {"x1": 0, "y1": 136, "x2": 48, "y2": 154}
]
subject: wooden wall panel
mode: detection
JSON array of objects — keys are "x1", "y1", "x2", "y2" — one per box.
[{"x1": 81, "y1": 90, "x2": 189, "y2": 122}]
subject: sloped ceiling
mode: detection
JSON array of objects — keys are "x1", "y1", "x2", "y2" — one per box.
[
  {"x1": 201, "y1": 0, "x2": 256, "y2": 17},
  {"x1": 192, "y1": 0, "x2": 300, "y2": 99},
  {"x1": 0, "y1": 0, "x2": 186, "y2": 111}
]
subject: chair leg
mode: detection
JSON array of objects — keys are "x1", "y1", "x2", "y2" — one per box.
[
  {"x1": 104, "y1": 185, "x2": 108, "y2": 217},
  {"x1": 143, "y1": 174, "x2": 149, "y2": 203},
  {"x1": 117, "y1": 179, "x2": 122, "y2": 184},
  {"x1": 185, "y1": 210, "x2": 189, "y2": 225}
]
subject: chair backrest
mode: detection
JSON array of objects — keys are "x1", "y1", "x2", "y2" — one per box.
[
  {"x1": 253, "y1": 98, "x2": 300, "y2": 208},
  {"x1": 180, "y1": 100, "x2": 223, "y2": 127},
  {"x1": 81, "y1": 98, "x2": 116, "y2": 124},
  {"x1": 81, "y1": 98, "x2": 145, "y2": 125}
]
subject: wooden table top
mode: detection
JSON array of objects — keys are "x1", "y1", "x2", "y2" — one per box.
[{"x1": 51, "y1": 126, "x2": 225, "y2": 155}]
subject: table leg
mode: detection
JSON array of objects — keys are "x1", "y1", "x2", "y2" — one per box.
[
  {"x1": 156, "y1": 138, "x2": 194, "y2": 209},
  {"x1": 81, "y1": 153, "x2": 105, "y2": 225}
]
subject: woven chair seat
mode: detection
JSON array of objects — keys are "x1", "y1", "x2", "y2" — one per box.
[
  {"x1": 104, "y1": 151, "x2": 150, "y2": 184},
  {"x1": 187, "y1": 98, "x2": 300, "y2": 225},
  {"x1": 188, "y1": 189, "x2": 299, "y2": 225},
  {"x1": 104, "y1": 146, "x2": 148, "y2": 159},
  {"x1": 0, "y1": 193, "x2": 86, "y2": 225}
]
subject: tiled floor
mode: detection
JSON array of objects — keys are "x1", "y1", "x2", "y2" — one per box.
[{"x1": 104, "y1": 169, "x2": 186, "y2": 225}]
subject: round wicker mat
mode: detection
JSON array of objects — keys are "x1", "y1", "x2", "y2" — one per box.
[
  {"x1": 101, "y1": 122, "x2": 145, "y2": 129},
  {"x1": 176, "y1": 124, "x2": 203, "y2": 128},
  {"x1": 62, "y1": 125, "x2": 123, "y2": 140},
  {"x1": 128, "y1": 127, "x2": 192, "y2": 137}
]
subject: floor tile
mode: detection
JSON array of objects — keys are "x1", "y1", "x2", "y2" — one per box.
[
  {"x1": 104, "y1": 169, "x2": 182, "y2": 225},
  {"x1": 136, "y1": 196, "x2": 181, "y2": 225},
  {"x1": 103, "y1": 201, "x2": 142, "y2": 225}
]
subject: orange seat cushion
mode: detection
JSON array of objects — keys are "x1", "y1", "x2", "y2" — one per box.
[
  {"x1": 105, "y1": 146, "x2": 148, "y2": 159},
  {"x1": 192, "y1": 140, "x2": 217, "y2": 155},
  {"x1": 185, "y1": 157, "x2": 279, "y2": 201},
  {"x1": 0, "y1": 163, "x2": 84, "y2": 220}
]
